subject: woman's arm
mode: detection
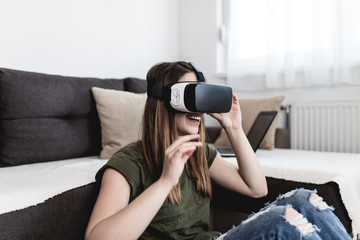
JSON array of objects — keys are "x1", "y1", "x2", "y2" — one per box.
[
  {"x1": 85, "y1": 168, "x2": 174, "y2": 240},
  {"x1": 85, "y1": 134, "x2": 202, "y2": 240},
  {"x1": 209, "y1": 94, "x2": 267, "y2": 198}
]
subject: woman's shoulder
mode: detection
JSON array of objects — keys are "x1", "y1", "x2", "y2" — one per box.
[
  {"x1": 96, "y1": 141, "x2": 144, "y2": 183},
  {"x1": 111, "y1": 141, "x2": 144, "y2": 162}
]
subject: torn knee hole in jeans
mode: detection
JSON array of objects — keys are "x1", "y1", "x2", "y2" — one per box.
[
  {"x1": 310, "y1": 193, "x2": 334, "y2": 211},
  {"x1": 286, "y1": 208, "x2": 317, "y2": 236}
]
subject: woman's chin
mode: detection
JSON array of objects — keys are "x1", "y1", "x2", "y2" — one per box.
[{"x1": 179, "y1": 128, "x2": 199, "y2": 136}]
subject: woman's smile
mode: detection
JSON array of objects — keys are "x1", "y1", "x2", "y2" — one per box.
[
  {"x1": 175, "y1": 112, "x2": 203, "y2": 135},
  {"x1": 186, "y1": 114, "x2": 202, "y2": 123}
]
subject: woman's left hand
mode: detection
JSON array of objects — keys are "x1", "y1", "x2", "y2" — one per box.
[{"x1": 208, "y1": 93, "x2": 242, "y2": 130}]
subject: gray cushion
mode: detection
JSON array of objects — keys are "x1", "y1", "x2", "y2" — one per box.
[
  {"x1": 0, "y1": 68, "x2": 128, "y2": 166},
  {"x1": 124, "y1": 77, "x2": 147, "y2": 93}
]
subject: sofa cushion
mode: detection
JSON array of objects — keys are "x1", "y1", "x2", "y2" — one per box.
[
  {"x1": 92, "y1": 87, "x2": 147, "y2": 159},
  {"x1": 124, "y1": 77, "x2": 148, "y2": 93},
  {"x1": 214, "y1": 96, "x2": 285, "y2": 150},
  {"x1": 0, "y1": 68, "x2": 126, "y2": 166}
]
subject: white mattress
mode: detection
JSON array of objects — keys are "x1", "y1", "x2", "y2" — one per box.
[
  {"x1": 0, "y1": 156, "x2": 106, "y2": 215},
  {"x1": 226, "y1": 149, "x2": 360, "y2": 238}
]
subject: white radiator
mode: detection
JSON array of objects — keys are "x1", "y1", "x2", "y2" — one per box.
[{"x1": 290, "y1": 101, "x2": 360, "y2": 153}]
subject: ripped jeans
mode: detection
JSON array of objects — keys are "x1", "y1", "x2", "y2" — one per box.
[{"x1": 217, "y1": 189, "x2": 351, "y2": 240}]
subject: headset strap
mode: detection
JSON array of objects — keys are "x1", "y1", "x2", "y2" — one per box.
[
  {"x1": 147, "y1": 84, "x2": 165, "y2": 99},
  {"x1": 189, "y1": 62, "x2": 205, "y2": 82}
]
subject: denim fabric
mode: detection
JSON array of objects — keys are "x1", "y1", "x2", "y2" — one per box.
[{"x1": 216, "y1": 189, "x2": 351, "y2": 240}]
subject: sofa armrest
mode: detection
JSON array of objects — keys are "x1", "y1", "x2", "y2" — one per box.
[{"x1": 275, "y1": 128, "x2": 290, "y2": 149}]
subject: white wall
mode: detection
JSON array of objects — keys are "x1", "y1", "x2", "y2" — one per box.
[
  {"x1": 0, "y1": 0, "x2": 179, "y2": 79},
  {"x1": 2, "y1": 0, "x2": 359, "y2": 103},
  {"x1": 178, "y1": 0, "x2": 218, "y2": 82}
]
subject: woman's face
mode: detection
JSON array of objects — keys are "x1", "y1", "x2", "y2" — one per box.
[{"x1": 174, "y1": 72, "x2": 203, "y2": 135}]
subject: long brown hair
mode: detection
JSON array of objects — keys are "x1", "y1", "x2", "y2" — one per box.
[{"x1": 141, "y1": 61, "x2": 212, "y2": 204}]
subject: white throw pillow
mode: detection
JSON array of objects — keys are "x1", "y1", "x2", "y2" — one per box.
[{"x1": 92, "y1": 87, "x2": 147, "y2": 159}]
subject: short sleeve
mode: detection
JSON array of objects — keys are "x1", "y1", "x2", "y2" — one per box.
[
  {"x1": 95, "y1": 143, "x2": 143, "y2": 200},
  {"x1": 205, "y1": 143, "x2": 217, "y2": 168}
]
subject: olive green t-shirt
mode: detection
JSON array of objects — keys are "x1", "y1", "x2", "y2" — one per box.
[{"x1": 96, "y1": 141, "x2": 221, "y2": 240}]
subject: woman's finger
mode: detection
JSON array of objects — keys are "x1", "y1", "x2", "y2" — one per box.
[
  {"x1": 173, "y1": 145, "x2": 198, "y2": 162},
  {"x1": 167, "y1": 141, "x2": 202, "y2": 160},
  {"x1": 166, "y1": 134, "x2": 200, "y2": 154}
]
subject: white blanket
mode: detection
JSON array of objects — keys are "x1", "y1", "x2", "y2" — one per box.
[
  {"x1": 0, "y1": 157, "x2": 106, "y2": 215},
  {"x1": 226, "y1": 149, "x2": 360, "y2": 238},
  {"x1": 1, "y1": 150, "x2": 359, "y2": 238}
]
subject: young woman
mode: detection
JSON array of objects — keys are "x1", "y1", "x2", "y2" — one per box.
[{"x1": 85, "y1": 62, "x2": 351, "y2": 240}]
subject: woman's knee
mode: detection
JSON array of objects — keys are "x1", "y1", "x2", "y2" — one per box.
[
  {"x1": 275, "y1": 189, "x2": 333, "y2": 210},
  {"x1": 285, "y1": 207, "x2": 317, "y2": 236},
  {"x1": 309, "y1": 193, "x2": 333, "y2": 211},
  {"x1": 228, "y1": 206, "x2": 319, "y2": 239},
  {"x1": 242, "y1": 205, "x2": 286, "y2": 226}
]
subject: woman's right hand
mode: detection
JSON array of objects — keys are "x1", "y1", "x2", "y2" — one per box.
[
  {"x1": 86, "y1": 135, "x2": 203, "y2": 240},
  {"x1": 161, "y1": 134, "x2": 202, "y2": 187}
]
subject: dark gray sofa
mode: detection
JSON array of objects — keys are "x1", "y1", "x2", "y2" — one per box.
[
  {"x1": 0, "y1": 68, "x2": 146, "y2": 239},
  {"x1": 0, "y1": 68, "x2": 352, "y2": 239}
]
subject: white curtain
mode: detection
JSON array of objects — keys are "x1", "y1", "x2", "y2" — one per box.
[{"x1": 226, "y1": 0, "x2": 360, "y2": 91}]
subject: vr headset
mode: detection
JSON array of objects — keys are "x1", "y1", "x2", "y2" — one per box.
[{"x1": 147, "y1": 62, "x2": 233, "y2": 113}]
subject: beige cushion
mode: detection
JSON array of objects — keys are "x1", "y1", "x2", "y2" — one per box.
[
  {"x1": 92, "y1": 87, "x2": 147, "y2": 159},
  {"x1": 214, "y1": 96, "x2": 285, "y2": 150}
]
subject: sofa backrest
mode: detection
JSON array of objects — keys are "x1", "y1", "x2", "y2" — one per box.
[{"x1": 0, "y1": 68, "x2": 146, "y2": 167}]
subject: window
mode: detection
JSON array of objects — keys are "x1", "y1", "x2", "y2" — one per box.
[{"x1": 224, "y1": 0, "x2": 360, "y2": 90}]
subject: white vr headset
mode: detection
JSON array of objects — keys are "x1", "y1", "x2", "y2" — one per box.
[{"x1": 147, "y1": 62, "x2": 233, "y2": 113}]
